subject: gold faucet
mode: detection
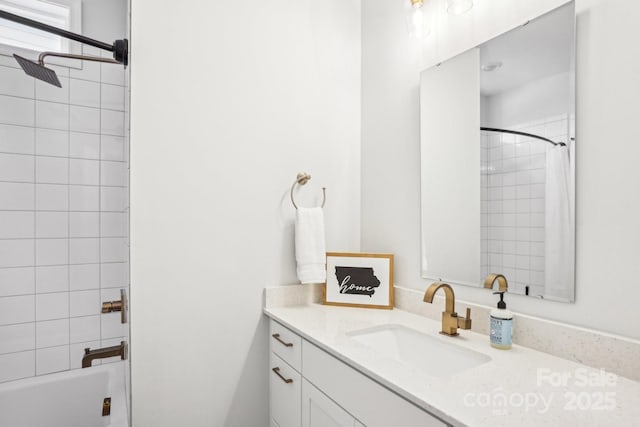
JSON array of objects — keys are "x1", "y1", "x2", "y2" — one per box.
[
  {"x1": 423, "y1": 282, "x2": 472, "y2": 336},
  {"x1": 82, "y1": 341, "x2": 127, "y2": 368},
  {"x1": 484, "y1": 273, "x2": 508, "y2": 292}
]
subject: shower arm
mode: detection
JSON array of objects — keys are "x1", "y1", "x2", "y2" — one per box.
[
  {"x1": 0, "y1": 9, "x2": 128, "y2": 66},
  {"x1": 38, "y1": 51, "x2": 119, "y2": 66}
]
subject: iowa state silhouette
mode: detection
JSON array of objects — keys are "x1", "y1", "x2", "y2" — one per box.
[{"x1": 334, "y1": 266, "x2": 381, "y2": 297}]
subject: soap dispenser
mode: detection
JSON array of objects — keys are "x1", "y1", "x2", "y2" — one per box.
[{"x1": 490, "y1": 291, "x2": 513, "y2": 350}]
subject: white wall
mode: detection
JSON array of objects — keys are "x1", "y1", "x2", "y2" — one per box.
[
  {"x1": 130, "y1": 1, "x2": 361, "y2": 426},
  {"x1": 362, "y1": 0, "x2": 640, "y2": 340},
  {"x1": 484, "y1": 72, "x2": 571, "y2": 128}
]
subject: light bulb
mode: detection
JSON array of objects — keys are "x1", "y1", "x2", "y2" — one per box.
[
  {"x1": 407, "y1": 0, "x2": 430, "y2": 39},
  {"x1": 447, "y1": 0, "x2": 473, "y2": 16}
]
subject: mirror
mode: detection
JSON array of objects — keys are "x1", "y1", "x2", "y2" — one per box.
[{"x1": 420, "y1": 2, "x2": 575, "y2": 302}]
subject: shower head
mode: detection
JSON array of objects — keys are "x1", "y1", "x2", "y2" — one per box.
[
  {"x1": 13, "y1": 51, "x2": 121, "y2": 88},
  {"x1": 13, "y1": 54, "x2": 62, "y2": 87}
]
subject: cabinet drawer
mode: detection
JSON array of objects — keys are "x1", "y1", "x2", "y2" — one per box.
[
  {"x1": 270, "y1": 352, "x2": 302, "y2": 427},
  {"x1": 270, "y1": 320, "x2": 302, "y2": 371},
  {"x1": 302, "y1": 340, "x2": 447, "y2": 427}
]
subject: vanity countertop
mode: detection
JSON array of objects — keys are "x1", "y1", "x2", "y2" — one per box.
[{"x1": 264, "y1": 303, "x2": 640, "y2": 427}]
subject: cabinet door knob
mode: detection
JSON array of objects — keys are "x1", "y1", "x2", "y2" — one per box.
[
  {"x1": 272, "y1": 367, "x2": 293, "y2": 384},
  {"x1": 271, "y1": 333, "x2": 293, "y2": 347}
]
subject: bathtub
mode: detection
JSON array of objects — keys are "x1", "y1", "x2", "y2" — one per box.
[{"x1": 0, "y1": 361, "x2": 129, "y2": 427}]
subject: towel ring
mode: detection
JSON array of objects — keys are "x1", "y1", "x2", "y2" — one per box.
[{"x1": 290, "y1": 172, "x2": 326, "y2": 209}]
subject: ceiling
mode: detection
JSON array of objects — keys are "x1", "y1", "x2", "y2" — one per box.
[{"x1": 480, "y1": 2, "x2": 574, "y2": 96}]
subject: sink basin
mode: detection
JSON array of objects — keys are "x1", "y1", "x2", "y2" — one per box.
[{"x1": 347, "y1": 324, "x2": 491, "y2": 378}]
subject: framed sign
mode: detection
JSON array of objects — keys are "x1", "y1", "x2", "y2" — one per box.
[{"x1": 323, "y1": 252, "x2": 394, "y2": 310}]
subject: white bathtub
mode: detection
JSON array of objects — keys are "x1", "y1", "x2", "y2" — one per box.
[{"x1": 0, "y1": 361, "x2": 129, "y2": 427}]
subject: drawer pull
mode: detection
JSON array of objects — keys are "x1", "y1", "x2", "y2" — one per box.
[
  {"x1": 272, "y1": 333, "x2": 293, "y2": 347},
  {"x1": 272, "y1": 367, "x2": 293, "y2": 384}
]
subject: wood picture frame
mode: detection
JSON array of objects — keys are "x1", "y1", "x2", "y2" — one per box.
[{"x1": 323, "y1": 252, "x2": 394, "y2": 310}]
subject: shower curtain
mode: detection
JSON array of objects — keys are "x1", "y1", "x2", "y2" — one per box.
[{"x1": 544, "y1": 141, "x2": 575, "y2": 301}]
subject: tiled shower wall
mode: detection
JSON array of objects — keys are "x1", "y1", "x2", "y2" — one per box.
[
  {"x1": 0, "y1": 47, "x2": 129, "y2": 383},
  {"x1": 480, "y1": 115, "x2": 568, "y2": 296}
]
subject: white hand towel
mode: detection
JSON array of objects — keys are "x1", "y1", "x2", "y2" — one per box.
[{"x1": 295, "y1": 207, "x2": 326, "y2": 284}]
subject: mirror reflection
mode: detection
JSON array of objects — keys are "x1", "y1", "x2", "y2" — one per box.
[{"x1": 420, "y1": 2, "x2": 575, "y2": 301}]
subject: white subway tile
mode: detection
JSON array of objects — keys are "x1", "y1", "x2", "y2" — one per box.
[
  {"x1": 0, "y1": 240, "x2": 34, "y2": 268},
  {"x1": 35, "y1": 239, "x2": 68, "y2": 266},
  {"x1": 69, "y1": 264, "x2": 99, "y2": 291},
  {"x1": 101, "y1": 63, "x2": 125, "y2": 86},
  {"x1": 35, "y1": 101, "x2": 69, "y2": 130},
  {"x1": 102, "y1": 311, "x2": 126, "y2": 340},
  {"x1": 503, "y1": 227, "x2": 516, "y2": 241},
  {"x1": 35, "y1": 77, "x2": 69, "y2": 103},
  {"x1": 36, "y1": 318, "x2": 69, "y2": 348},
  {"x1": 503, "y1": 213, "x2": 516, "y2": 227},
  {"x1": 70, "y1": 57, "x2": 100, "y2": 82},
  {"x1": 101, "y1": 161, "x2": 126, "y2": 186},
  {"x1": 0, "y1": 267, "x2": 34, "y2": 297},
  {"x1": 35, "y1": 292, "x2": 68, "y2": 321},
  {"x1": 70, "y1": 316, "x2": 100, "y2": 343},
  {"x1": 516, "y1": 268, "x2": 530, "y2": 284},
  {"x1": 516, "y1": 170, "x2": 531, "y2": 185},
  {"x1": 69, "y1": 212, "x2": 99, "y2": 238},
  {"x1": 70, "y1": 106, "x2": 100, "y2": 133},
  {"x1": 516, "y1": 227, "x2": 531, "y2": 242},
  {"x1": 502, "y1": 240, "x2": 516, "y2": 254},
  {"x1": 0, "y1": 322, "x2": 35, "y2": 354},
  {"x1": 531, "y1": 256, "x2": 545, "y2": 271},
  {"x1": 531, "y1": 242, "x2": 545, "y2": 257},
  {"x1": 36, "y1": 156, "x2": 68, "y2": 184},
  {"x1": 101, "y1": 213, "x2": 126, "y2": 237},
  {"x1": 0, "y1": 182, "x2": 34, "y2": 210},
  {"x1": 516, "y1": 255, "x2": 530, "y2": 269},
  {"x1": 530, "y1": 169, "x2": 545, "y2": 184},
  {"x1": 35, "y1": 212, "x2": 68, "y2": 238},
  {"x1": 36, "y1": 345, "x2": 69, "y2": 375},
  {"x1": 101, "y1": 110, "x2": 124, "y2": 136},
  {"x1": 0, "y1": 124, "x2": 34, "y2": 154},
  {"x1": 101, "y1": 238, "x2": 127, "y2": 263},
  {"x1": 36, "y1": 184, "x2": 68, "y2": 211},
  {"x1": 100, "y1": 187, "x2": 126, "y2": 211},
  {"x1": 530, "y1": 184, "x2": 545, "y2": 198},
  {"x1": 69, "y1": 290, "x2": 99, "y2": 317},
  {"x1": 69, "y1": 158, "x2": 99, "y2": 185},
  {"x1": 35, "y1": 265, "x2": 68, "y2": 293},
  {"x1": 0, "y1": 294, "x2": 35, "y2": 325},
  {"x1": 0, "y1": 66, "x2": 34, "y2": 98},
  {"x1": 0, "y1": 211, "x2": 34, "y2": 238},
  {"x1": 69, "y1": 238, "x2": 99, "y2": 264},
  {"x1": 531, "y1": 213, "x2": 545, "y2": 227},
  {"x1": 531, "y1": 228, "x2": 545, "y2": 242},
  {"x1": 101, "y1": 83, "x2": 125, "y2": 111},
  {"x1": 531, "y1": 271, "x2": 544, "y2": 286},
  {"x1": 0, "y1": 153, "x2": 34, "y2": 182},
  {"x1": 531, "y1": 198, "x2": 545, "y2": 213},
  {"x1": 101, "y1": 135, "x2": 124, "y2": 161},
  {"x1": 69, "y1": 185, "x2": 99, "y2": 211},
  {"x1": 502, "y1": 254, "x2": 515, "y2": 268},
  {"x1": 101, "y1": 263, "x2": 128, "y2": 288},
  {"x1": 516, "y1": 213, "x2": 530, "y2": 227},
  {"x1": 0, "y1": 351, "x2": 35, "y2": 382},
  {"x1": 35, "y1": 128, "x2": 67, "y2": 157},
  {"x1": 70, "y1": 79, "x2": 100, "y2": 108},
  {"x1": 0, "y1": 95, "x2": 34, "y2": 127},
  {"x1": 69, "y1": 132, "x2": 100, "y2": 159}
]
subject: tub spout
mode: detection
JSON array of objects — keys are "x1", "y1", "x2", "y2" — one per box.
[{"x1": 82, "y1": 341, "x2": 127, "y2": 368}]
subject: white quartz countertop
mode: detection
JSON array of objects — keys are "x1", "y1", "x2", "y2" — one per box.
[{"x1": 264, "y1": 303, "x2": 640, "y2": 427}]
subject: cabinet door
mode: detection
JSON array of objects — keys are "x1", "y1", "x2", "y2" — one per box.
[
  {"x1": 270, "y1": 352, "x2": 301, "y2": 427},
  {"x1": 302, "y1": 379, "x2": 356, "y2": 427}
]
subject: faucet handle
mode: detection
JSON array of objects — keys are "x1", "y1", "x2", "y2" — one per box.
[{"x1": 457, "y1": 307, "x2": 472, "y2": 330}]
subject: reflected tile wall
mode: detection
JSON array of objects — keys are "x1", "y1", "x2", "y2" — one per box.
[
  {"x1": 481, "y1": 115, "x2": 569, "y2": 297},
  {"x1": 0, "y1": 46, "x2": 129, "y2": 383}
]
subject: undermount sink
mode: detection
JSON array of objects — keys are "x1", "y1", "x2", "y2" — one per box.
[{"x1": 347, "y1": 324, "x2": 491, "y2": 378}]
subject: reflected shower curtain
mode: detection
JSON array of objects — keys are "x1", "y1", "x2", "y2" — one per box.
[{"x1": 544, "y1": 142, "x2": 575, "y2": 301}]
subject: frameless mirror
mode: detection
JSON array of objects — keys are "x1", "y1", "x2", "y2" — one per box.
[{"x1": 420, "y1": 1, "x2": 575, "y2": 302}]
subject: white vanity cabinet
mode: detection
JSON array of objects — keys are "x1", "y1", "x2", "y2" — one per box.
[{"x1": 269, "y1": 319, "x2": 449, "y2": 427}]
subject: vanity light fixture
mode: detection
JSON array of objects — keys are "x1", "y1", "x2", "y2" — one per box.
[
  {"x1": 407, "y1": 0, "x2": 430, "y2": 39},
  {"x1": 447, "y1": 0, "x2": 474, "y2": 15}
]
